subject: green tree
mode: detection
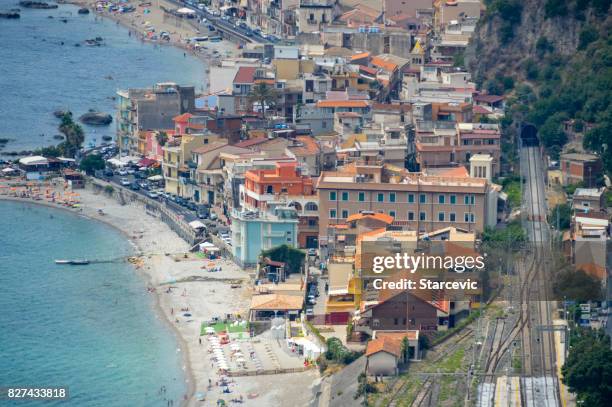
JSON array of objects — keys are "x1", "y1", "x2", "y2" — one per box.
[
  {"x1": 58, "y1": 113, "x2": 85, "y2": 158},
  {"x1": 248, "y1": 83, "x2": 278, "y2": 119},
  {"x1": 260, "y1": 244, "x2": 305, "y2": 275},
  {"x1": 79, "y1": 154, "x2": 105, "y2": 174},
  {"x1": 578, "y1": 25, "x2": 599, "y2": 50},
  {"x1": 481, "y1": 221, "x2": 527, "y2": 243},
  {"x1": 547, "y1": 203, "x2": 571, "y2": 230},
  {"x1": 562, "y1": 328, "x2": 612, "y2": 406},
  {"x1": 553, "y1": 268, "x2": 603, "y2": 302},
  {"x1": 545, "y1": 0, "x2": 569, "y2": 18}
]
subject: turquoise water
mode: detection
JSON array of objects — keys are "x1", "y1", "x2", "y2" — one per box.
[
  {"x1": 0, "y1": 201, "x2": 187, "y2": 406},
  {"x1": 0, "y1": 1, "x2": 206, "y2": 152}
]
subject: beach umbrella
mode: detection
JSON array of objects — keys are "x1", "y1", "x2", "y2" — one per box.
[
  {"x1": 236, "y1": 357, "x2": 246, "y2": 362},
  {"x1": 195, "y1": 392, "x2": 205, "y2": 401}
]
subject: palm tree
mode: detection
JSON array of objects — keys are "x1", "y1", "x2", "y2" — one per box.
[
  {"x1": 248, "y1": 82, "x2": 278, "y2": 119},
  {"x1": 58, "y1": 113, "x2": 85, "y2": 158}
]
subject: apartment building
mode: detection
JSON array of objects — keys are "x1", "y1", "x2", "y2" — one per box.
[
  {"x1": 415, "y1": 122, "x2": 501, "y2": 176},
  {"x1": 316, "y1": 160, "x2": 494, "y2": 245},
  {"x1": 240, "y1": 161, "x2": 319, "y2": 248},
  {"x1": 116, "y1": 83, "x2": 195, "y2": 155}
]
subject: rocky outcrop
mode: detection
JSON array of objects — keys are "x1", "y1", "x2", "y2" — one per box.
[
  {"x1": 77, "y1": 7, "x2": 89, "y2": 14},
  {"x1": 0, "y1": 11, "x2": 20, "y2": 18},
  {"x1": 18, "y1": 1, "x2": 58, "y2": 9},
  {"x1": 79, "y1": 112, "x2": 112, "y2": 126},
  {"x1": 465, "y1": 0, "x2": 604, "y2": 83}
]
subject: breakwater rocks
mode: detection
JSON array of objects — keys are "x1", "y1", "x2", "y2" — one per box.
[
  {"x1": 77, "y1": 7, "x2": 89, "y2": 14},
  {"x1": 0, "y1": 10, "x2": 20, "y2": 18},
  {"x1": 18, "y1": 1, "x2": 59, "y2": 9}
]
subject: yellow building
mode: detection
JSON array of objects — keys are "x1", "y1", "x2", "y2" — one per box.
[{"x1": 162, "y1": 134, "x2": 216, "y2": 197}]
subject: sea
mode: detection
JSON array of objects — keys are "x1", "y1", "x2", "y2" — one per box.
[
  {"x1": 0, "y1": 201, "x2": 188, "y2": 406},
  {"x1": 0, "y1": 1, "x2": 203, "y2": 404},
  {"x1": 0, "y1": 0, "x2": 207, "y2": 153}
]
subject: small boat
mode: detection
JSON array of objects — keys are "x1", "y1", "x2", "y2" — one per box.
[{"x1": 54, "y1": 259, "x2": 90, "y2": 265}]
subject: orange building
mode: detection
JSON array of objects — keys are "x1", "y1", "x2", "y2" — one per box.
[{"x1": 241, "y1": 161, "x2": 319, "y2": 248}]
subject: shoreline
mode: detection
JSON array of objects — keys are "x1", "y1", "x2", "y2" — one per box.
[
  {"x1": 65, "y1": 0, "x2": 240, "y2": 65},
  {"x1": 0, "y1": 182, "x2": 319, "y2": 406},
  {"x1": 0, "y1": 193, "x2": 197, "y2": 407}
]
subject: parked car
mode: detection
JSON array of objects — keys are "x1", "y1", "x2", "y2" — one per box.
[
  {"x1": 117, "y1": 168, "x2": 128, "y2": 176},
  {"x1": 147, "y1": 191, "x2": 160, "y2": 199},
  {"x1": 103, "y1": 168, "x2": 114, "y2": 177},
  {"x1": 305, "y1": 308, "x2": 314, "y2": 316},
  {"x1": 120, "y1": 177, "x2": 130, "y2": 186},
  {"x1": 126, "y1": 168, "x2": 136, "y2": 175},
  {"x1": 307, "y1": 248, "x2": 317, "y2": 256},
  {"x1": 129, "y1": 182, "x2": 140, "y2": 191}
]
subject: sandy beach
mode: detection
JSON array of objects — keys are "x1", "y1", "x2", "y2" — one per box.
[
  {"x1": 0, "y1": 180, "x2": 318, "y2": 407},
  {"x1": 69, "y1": 0, "x2": 241, "y2": 64}
]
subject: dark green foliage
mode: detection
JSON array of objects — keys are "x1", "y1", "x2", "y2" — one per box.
[
  {"x1": 579, "y1": 24, "x2": 599, "y2": 49},
  {"x1": 325, "y1": 337, "x2": 360, "y2": 364},
  {"x1": 553, "y1": 268, "x2": 603, "y2": 302},
  {"x1": 523, "y1": 58, "x2": 539, "y2": 80},
  {"x1": 547, "y1": 203, "x2": 571, "y2": 230},
  {"x1": 260, "y1": 244, "x2": 305, "y2": 275},
  {"x1": 484, "y1": 79, "x2": 503, "y2": 95},
  {"x1": 489, "y1": 0, "x2": 523, "y2": 43},
  {"x1": 57, "y1": 113, "x2": 84, "y2": 158},
  {"x1": 545, "y1": 0, "x2": 569, "y2": 17},
  {"x1": 562, "y1": 328, "x2": 612, "y2": 407},
  {"x1": 79, "y1": 154, "x2": 105, "y2": 174},
  {"x1": 538, "y1": 114, "x2": 568, "y2": 148},
  {"x1": 481, "y1": 220, "x2": 527, "y2": 243}
]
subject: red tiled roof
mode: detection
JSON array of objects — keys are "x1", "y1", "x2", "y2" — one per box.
[
  {"x1": 289, "y1": 136, "x2": 320, "y2": 156},
  {"x1": 233, "y1": 137, "x2": 269, "y2": 148},
  {"x1": 359, "y1": 65, "x2": 378, "y2": 76},
  {"x1": 351, "y1": 52, "x2": 370, "y2": 61},
  {"x1": 371, "y1": 56, "x2": 398, "y2": 72},
  {"x1": 365, "y1": 337, "x2": 401, "y2": 357},
  {"x1": 233, "y1": 67, "x2": 257, "y2": 84},
  {"x1": 473, "y1": 105, "x2": 492, "y2": 114},
  {"x1": 347, "y1": 212, "x2": 394, "y2": 224},
  {"x1": 173, "y1": 113, "x2": 193, "y2": 122},
  {"x1": 474, "y1": 94, "x2": 504, "y2": 104}
]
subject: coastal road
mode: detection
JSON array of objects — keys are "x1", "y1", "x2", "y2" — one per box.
[{"x1": 168, "y1": 0, "x2": 272, "y2": 45}]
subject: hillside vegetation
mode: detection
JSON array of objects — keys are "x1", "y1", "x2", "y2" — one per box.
[{"x1": 466, "y1": 0, "x2": 611, "y2": 170}]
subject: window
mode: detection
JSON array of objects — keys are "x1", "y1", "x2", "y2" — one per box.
[
  {"x1": 438, "y1": 212, "x2": 445, "y2": 222},
  {"x1": 408, "y1": 194, "x2": 415, "y2": 203},
  {"x1": 389, "y1": 210, "x2": 396, "y2": 217},
  {"x1": 308, "y1": 219, "x2": 317, "y2": 226},
  {"x1": 329, "y1": 191, "x2": 337, "y2": 201},
  {"x1": 389, "y1": 192, "x2": 396, "y2": 203},
  {"x1": 420, "y1": 194, "x2": 427, "y2": 203},
  {"x1": 408, "y1": 211, "x2": 415, "y2": 221},
  {"x1": 394, "y1": 318, "x2": 399, "y2": 325},
  {"x1": 450, "y1": 195, "x2": 456, "y2": 204},
  {"x1": 471, "y1": 195, "x2": 475, "y2": 205},
  {"x1": 449, "y1": 213, "x2": 456, "y2": 222},
  {"x1": 341, "y1": 191, "x2": 349, "y2": 201},
  {"x1": 266, "y1": 185, "x2": 273, "y2": 194},
  {"x1": 377, "y1": 193, "x2": 384, "y2": 202},
  {"x1": 470, "y1": 213, "x2": 475, "y2": 223},
  {"x1": 464, "y1": 213, "x2": 471, "y2": 222},
  {"x1": 305, "y1": 202, "x2": 318, "y2": 211},
  {"x1": 464, "y1": 194, "x2": 475, "y2": 205},
  {"x1": 438, "y1": 194, "x2": 445, "y2": 204},
  {"x1": 419, "y1": 212, "x2": 426, "y2": 221},
  {"x1": 358, "y1": 192, "x2": 365, "y2": 202},
  {"x1": 330, "y1": 209, "x2": 337, "y2": 218},
  {"x1": 341, "y1": 210, "x2": 349, "y2": 219}
]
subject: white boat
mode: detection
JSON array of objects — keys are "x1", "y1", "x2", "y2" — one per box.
[{"x1": 55, "y1": 260, "x2": 71, "y2": 264}]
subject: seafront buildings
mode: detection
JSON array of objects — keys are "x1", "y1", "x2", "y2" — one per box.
[{"x1": 6, "y1": 2, "x2": 603, "y2": 395}]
